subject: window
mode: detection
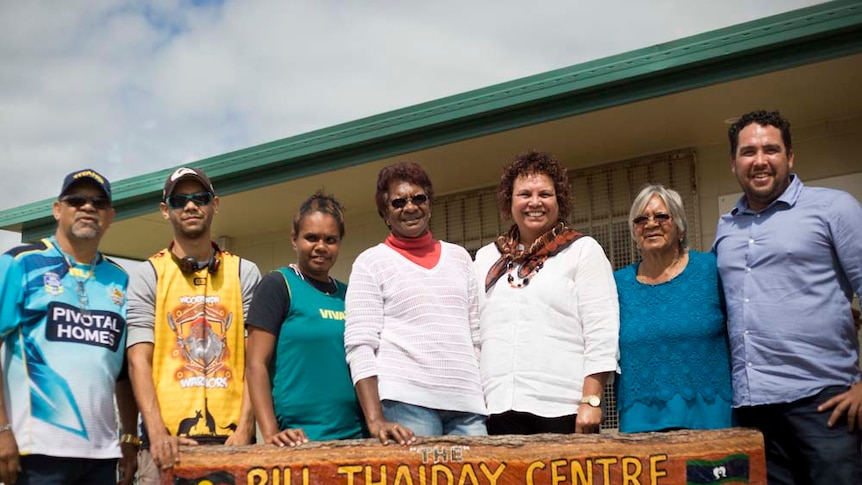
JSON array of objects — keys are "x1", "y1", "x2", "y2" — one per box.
[{"x1": 570, "y1": 149, "x2": 700, "y2": 269}]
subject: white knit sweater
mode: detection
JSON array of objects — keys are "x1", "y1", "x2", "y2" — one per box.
[{"x1": 345, "y1": 242, "x2": 486, "y2": 415}]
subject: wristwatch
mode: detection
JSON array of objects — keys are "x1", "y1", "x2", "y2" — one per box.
[
  {"x1": 580, "y1": 395, "x2": 602, "y2": 407},
  {"x1": 120, "y1": 433, "x2": 142, "y2": 447}
]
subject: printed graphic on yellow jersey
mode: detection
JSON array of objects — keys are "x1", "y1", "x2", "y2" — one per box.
[{"x1": 166, "y1": 295, "x2": 235, "y2": 388}]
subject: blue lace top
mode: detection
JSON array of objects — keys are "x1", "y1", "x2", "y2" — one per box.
[{"x1": 614, "y1": 250, "x2": 733, "y2": 432}]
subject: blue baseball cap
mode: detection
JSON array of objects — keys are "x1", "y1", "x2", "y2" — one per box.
[{"x1": 59, "y1": 168, "x2": 112, "y2": 201}]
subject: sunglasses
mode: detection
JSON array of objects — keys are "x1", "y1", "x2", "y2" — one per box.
[
  {"x1": 390, "y1": 194, "x2": 428, "y2": 209},
  {"x1": 59, "y1": 194, "x2": 111, "y2": 210},
  {"x1": 633, "y1": 213, "x2": 672, "y2": 226},
  {"x1": 166, "y1": 191, "x2": 213, "y2": 209}
]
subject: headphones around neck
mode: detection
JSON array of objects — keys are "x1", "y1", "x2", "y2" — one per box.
[{"x1": 169, "y1": 241, "x2": 221, "y2": 275}]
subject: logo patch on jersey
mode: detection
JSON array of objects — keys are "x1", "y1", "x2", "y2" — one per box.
[
  {"x1": 44, "y1": 272, "x2": 63, "y2": 295},
  {"x1": 318, "y1": 308, "x2": 346, "y2": 320},
  {"x1": 167, "y1": 295, "x2": 235, "y2": 388},
  {"x1": 108, "y1": 284, "x2": 125, "y2": 307},
  {"x1": 46, "y1": 302, "x2": 126, "y2": 352}
]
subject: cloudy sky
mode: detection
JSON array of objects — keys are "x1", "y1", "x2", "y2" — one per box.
[{"x1": 0, "y1": 0, "x2": 826, "y2": 255}]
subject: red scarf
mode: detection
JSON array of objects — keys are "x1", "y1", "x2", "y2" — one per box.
[
  {"x1": 484, "y1": 222, "x2": 584, "y2": 292},
  {"x1": 385, "y1": 231, "x2": 442, "y2": 269}
]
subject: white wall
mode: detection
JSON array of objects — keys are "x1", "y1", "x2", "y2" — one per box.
[
  {"x1": 698, "y1": 114, "x2": 862, "y2": 249},
  {"x1": 230, "y1": 209, "x2": 388, "y2": 282}
]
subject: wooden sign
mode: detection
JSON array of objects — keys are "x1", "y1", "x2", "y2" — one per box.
[{"x1": 164, "y1": 428, "x2": 765, "y2": 485}]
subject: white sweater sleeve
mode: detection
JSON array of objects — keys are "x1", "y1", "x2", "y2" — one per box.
[
  {"x1": 468, "y1": 256, "x2": 481, "y2": 359},
  {"x1": 344, "y1": 254, "x2": 385, "y2": 384}
]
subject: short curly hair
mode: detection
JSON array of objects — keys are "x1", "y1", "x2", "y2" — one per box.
[
  {"x1": 292, "y1": 190, "x2": 346, "y2": 239},
  {"x1": 728, "y1": 110, "x2": 792, "y2": 157},
  {"x1": 375, "y1": 162, "x2": 435, "y2": 219},
  {"x1": 497, "y1": 150, "x2": 571, "y2": 221}
]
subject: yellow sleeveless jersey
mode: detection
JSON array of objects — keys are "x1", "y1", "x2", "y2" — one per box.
[{"x1": 149, "y1": 249, "x2": 245, "y2": 440}]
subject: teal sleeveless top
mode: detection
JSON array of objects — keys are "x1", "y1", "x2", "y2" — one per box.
[{"x1": 271, "y1": 268, "x2": 364, "y2": 440}]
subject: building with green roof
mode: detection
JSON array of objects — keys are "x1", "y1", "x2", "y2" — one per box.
[{"x1": 1, "y1": 0, "x2": 860, "y2": 282}]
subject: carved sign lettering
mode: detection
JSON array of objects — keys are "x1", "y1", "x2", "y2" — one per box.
[{"x1": 165, "y1": 428, "x2": 765, "y2": 485}]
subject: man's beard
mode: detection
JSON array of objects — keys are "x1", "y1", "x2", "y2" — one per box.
[
  {"x1": 180, "y1": 224, "x2": 207, "y2": 239},
  {"x1": 176, "y1": 216, "x2": 210, "y2": 239},
  {"x1": 71, "y1": 221, "x2": 100, "y2": 240}
]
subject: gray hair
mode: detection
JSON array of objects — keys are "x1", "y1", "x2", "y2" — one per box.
[{"x1": 628, "y1": 184, "x2": 688, "y2": 250}]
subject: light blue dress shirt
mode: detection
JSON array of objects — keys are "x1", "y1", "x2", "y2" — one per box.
[{"x1": 713, "y1": 175, "x2": 862, "y2": 407}]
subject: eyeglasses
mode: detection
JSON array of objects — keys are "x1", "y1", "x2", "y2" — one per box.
[
  {"x1": 166, "y1": 191, "x2": 213, "y2": 209},
  {"x1": 59, "y1": 194, "x2": 111, "y2": 210},
  {"x1": 633, "y1": 213, "x2": 672, "y2": 226},
  {"x1": 390, "y1": 194, "x2": 428, "y2": 209}
]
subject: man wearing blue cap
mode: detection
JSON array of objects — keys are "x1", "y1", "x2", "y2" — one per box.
[{"x1": 0, "y1": 169, "x2": 138, "y2": 484}]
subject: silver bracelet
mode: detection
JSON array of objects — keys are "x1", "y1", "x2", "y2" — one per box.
[{"x1": 0, "y1": 423, "x2": 12, "y2": 434}]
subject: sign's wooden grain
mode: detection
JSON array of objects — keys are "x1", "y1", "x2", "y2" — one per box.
[{"x1": 164, "y1": 428, "x2": 765, "y2": 485}]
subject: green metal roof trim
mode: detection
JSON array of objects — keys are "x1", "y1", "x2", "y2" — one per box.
[{"x1": 4, "y1": 0, "x2": 862, "y2": 241}]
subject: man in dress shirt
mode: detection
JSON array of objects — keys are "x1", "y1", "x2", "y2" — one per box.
[{"x1": 713, "y1": 110, "x2": 862, "y2": 484}]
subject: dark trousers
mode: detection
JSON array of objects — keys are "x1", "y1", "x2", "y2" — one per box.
[
  {"x1": 737, "y1": 386, "x2": 862, "y2": 485},
  {"x1": 17, "y1": 454, "x2": 118, "y2": 485},
  {"x1": 487, "y1": 410, "x2": 577, "y2": 435}
]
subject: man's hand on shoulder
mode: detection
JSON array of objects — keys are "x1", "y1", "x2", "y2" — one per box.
[{"x1": 818, "y1": 381, "x2": 862, "y2": 431}]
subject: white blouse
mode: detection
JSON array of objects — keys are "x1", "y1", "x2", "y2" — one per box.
[{"x1": 475, "y1": 236, "x2": 620, "y2": 417}]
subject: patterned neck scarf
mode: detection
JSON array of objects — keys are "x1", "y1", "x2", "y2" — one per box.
[{"x1": 484, "y1": 221, "x2": 584, "y2": 292}]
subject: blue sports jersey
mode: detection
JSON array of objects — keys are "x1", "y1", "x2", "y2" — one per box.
[{"x1": 0, "y1": 236, "x2": 128, "y2": 459}]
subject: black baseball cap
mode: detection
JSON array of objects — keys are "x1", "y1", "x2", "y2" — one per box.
[{"x1": 163, "y1": 167, "x2": 216, "y2": 200}]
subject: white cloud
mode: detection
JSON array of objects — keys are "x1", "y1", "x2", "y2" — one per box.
[{"x1": 0, "y1": 0, "x2": 827, "y2": 253}]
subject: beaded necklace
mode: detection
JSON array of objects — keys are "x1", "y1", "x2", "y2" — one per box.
[
  {"x1": 485, "y1": 223, "x2": 585, "y2": 292},
  {"x1": 64, "y1": 253, "x2": 97, "y2": 310},
  {"x1": 506, "y1": 243, "x2": 547, "y2": 288},
  {"x1": 636, "y1": 250, "x2": 687, "y2": 285}
]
